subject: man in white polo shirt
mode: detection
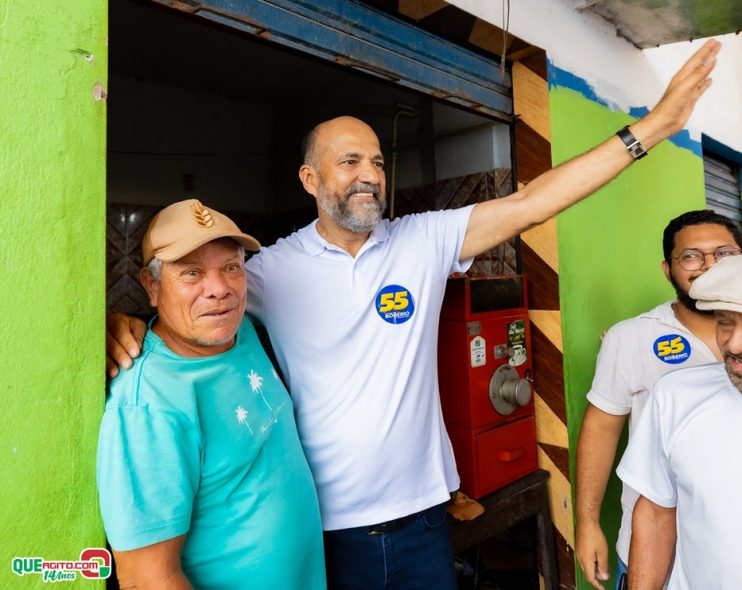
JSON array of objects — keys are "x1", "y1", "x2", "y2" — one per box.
[
  {"x1": 575, "y1": 210, "x2": 742, "y2": 590},
  {"x1": 617, "y1": 254, "x2": 742, "y2": 589},
  {"x1": 107, "y1": 41, "x2": 719, "y2": 589}
]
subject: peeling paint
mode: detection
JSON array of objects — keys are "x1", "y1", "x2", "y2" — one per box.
[
  {"x1": 72, "y1": 48, "x2": 94, "y2": 62},
  {"x1": 93, "y1": 82, "x2": 107, "y2": 101},
  {"x1": 548, "y1": 60, "x2": 702, "y2": 156}
]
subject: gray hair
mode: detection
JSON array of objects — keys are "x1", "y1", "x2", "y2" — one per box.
[
  {"x1": 145, "y1": 242, "x2": 245, "y2": 284},
  {"x1": 147, "y1": 257, "x2": 163, "y2": 283}
]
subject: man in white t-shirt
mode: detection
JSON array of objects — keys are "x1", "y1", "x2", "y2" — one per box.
[
  {"x1": 575, "y1": 210, "x2": 742, "y2": 589},
  {"x1": 617, "y1": 254, "x2": 742, "y2": 590},
  {"x1": 107, "y1": 43, "x2": 720, "y2": 589}
]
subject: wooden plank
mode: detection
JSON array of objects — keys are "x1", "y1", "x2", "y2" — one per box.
[
  {"x1": 514, "y1": 120, "x2": 552, "y2": 183},
  {"x1": 521, "y1": 242, "x2": 560, "y2": 311},
  {"x1": 537, "y1": 447, "x2": 574, "y2": 548},
  {"x1": 522, "y1": 218, "x2": 559, "y2": 273},
  {"x1": 531, "y1": 322, "x2": 566, "y2": 422},
  {"x1": 534, "y1": 392, "x2": 568, "y2": 447},
  {"x1": 513, "y1": 61, "x2": 551, "y2": 141}
]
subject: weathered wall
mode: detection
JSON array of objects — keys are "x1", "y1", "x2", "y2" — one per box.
[{"x1": 0, "y1": 0, "x2": 107, "y2": 587}]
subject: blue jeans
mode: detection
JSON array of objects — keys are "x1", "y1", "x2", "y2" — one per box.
[
  {"x1": 614, "y1": 557, "x2": 628, "y2": 590},
  {"x1": 323, "y1": 502, "x2": 457, "y2": 590}
]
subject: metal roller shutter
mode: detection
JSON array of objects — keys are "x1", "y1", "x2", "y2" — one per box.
[
  {"x1": 150, "y1": 0, "x2": 512, "y2": 121},
  {"x1": 704, "y1": 152, "x2": 742, "y2": 222}
]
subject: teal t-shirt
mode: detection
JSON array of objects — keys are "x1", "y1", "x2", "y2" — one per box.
[{"x1": 97, "y1": 318, "x2": 325, "y2": 590}]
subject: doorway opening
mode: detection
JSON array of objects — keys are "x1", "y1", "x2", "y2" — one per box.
[{"x1": 106, "y1": 0, "x2": 515, "y2": 316}]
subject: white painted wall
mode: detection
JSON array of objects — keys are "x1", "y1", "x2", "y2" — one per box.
[
  {"x1": 644, "y1": 35, "x2": 742, "y2": 152},
  {"x1": 448, "y1": 0, "x2": 742, "y2": 152}
]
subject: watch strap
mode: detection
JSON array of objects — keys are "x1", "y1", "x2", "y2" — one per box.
[{"x1": 616, "y1": 125, "x2": 648, "y2": 160}]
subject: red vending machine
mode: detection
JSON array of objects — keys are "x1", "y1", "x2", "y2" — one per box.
[{"x1": 438, "y1": 276, "x2": 538, "y2": 499}]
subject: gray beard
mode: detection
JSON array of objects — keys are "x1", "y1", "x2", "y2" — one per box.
[
  {"x1": 317, "y1": 185, "x2": 387, "y2": 234},
  {"x1": 725, "y1": 354, "x2": 742, "y2": 393},
  {"x1": 193, "y1": 334, "x2": 236, "y2": 348}
]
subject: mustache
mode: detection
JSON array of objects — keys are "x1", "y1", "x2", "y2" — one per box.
[
  {"x1": 725, "y1": 351, "x2": 742, "y2": 363},
  {"x1": 344, "y1": 183, "x2": 380, "y2": 199}
]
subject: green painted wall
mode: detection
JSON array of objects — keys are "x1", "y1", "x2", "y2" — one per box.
[
  {"x1": 550, "y1": 85, "x2": 706, "y2": 589},
  {"x1": 0, "y1": 0, "x2": 107, "y2": 587}
]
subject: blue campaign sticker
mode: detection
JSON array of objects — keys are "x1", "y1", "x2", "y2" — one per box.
[
  {"x1": 653, "y1": 334, "x2": 692, "y2": 364},
  {"x1": 375, "y1": 284, "x2": 415, "y2": 324}
]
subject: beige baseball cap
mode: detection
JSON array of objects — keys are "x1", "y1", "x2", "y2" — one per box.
[
  {"x1": 689, "y1": 254, "x2": 742, "y2": 314},
  {"x1": 142, "y1": 199, "x2": 260, "y2": 264}
]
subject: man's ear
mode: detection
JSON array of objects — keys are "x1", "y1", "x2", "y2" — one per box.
[
  {"x1": 139, "y1": 268, "x2": 160, "y2": 307},
  {"x1": 661, "y1": 259, "x2": 671, "y2": 283},
  {"x1": 299, "y1": 164, "x2": 318, "y2": 198}
]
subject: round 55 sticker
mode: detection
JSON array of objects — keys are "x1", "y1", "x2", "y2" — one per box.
[
  {"x1": 375, "y1": 284, "x2": 415, "y2": 324},
  {"x1": 653, "y1": 333, "x2": 691, "y2": 364}
]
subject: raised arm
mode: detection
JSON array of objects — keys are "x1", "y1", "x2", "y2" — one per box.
[
  {"x1": 575, "y1": 404, "x2": 628, "y2": 589},
  {"x1": 113, "y1": 536, "x2": 192, "y2": 590},
  {"x1": 627, "y1": 496, "x2": 676, "y2": 590},
  {"x1": 460, "y1": 38, "x2": 720, "y2": 260}
]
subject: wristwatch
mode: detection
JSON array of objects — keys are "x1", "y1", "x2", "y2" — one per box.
[{"x1": 616, "y1": 125, "x2": 648, "y2": 160}]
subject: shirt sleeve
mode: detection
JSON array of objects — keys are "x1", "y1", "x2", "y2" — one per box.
[
  {"x1": 97, "y1": 405, "x2": 201, "y2": 551},
  {"x1": 586, "y1": 325, "x2": 635, "y2": 415},
  {"x1": 616, "y1": 386, "x2": 677, "y2": 508},
  {"x1": 423, "y1": 205, "x2": 476, "y2": 275},
  {"x1": 245, "y1": 252, "x2": 265, "y2": 323}
]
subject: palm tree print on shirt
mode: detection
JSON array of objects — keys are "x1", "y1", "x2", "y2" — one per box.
[
  {"x1": 248, "y1": 369, "x2": 272, "y2": 411},
  {"x1": 235, "y1": 405, "x2": 254, "y2": 436}
]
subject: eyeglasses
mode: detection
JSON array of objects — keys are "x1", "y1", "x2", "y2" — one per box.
[{"x1": 672, "y1": 247, "x2": 741, "y2": 271}]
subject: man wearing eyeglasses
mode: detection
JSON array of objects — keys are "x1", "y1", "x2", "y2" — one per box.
[
  {"x1": 618, "y1": 254, "x2": 742, "y2": 589},
  {"x1": 575, "y1": 209, "x2": 742, "y2": 590}
]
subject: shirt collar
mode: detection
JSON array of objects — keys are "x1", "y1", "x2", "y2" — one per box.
[
  {"x1": 300, "y1": 218, "x2": 390, "y2": 257},
  {"x1": 639, "y1": 300, "x2": 683, "y2": 328}
]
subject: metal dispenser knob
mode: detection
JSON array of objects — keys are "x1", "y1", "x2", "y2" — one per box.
[{"x1": 488, "y1": 364, "x2": 533, "y2": 415}]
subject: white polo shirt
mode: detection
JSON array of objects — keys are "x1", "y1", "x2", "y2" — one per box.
[
  {"x1": 617, "y1": 363, "x2": 742, "y2": 589},
  {"x1": 245, "y1": 206, "x2": 474, "y2": 530},
  {"x1": 586, "y1": 301, "x2": 716, "y2": 562}
]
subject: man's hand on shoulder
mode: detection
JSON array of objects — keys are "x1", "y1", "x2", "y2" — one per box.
[{"x1": 106, "y1": 313, "x2": 147, "y2": 378}]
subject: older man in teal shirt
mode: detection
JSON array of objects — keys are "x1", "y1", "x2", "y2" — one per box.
[{"x1": 97, "y1": 200, "x2": 325, "y2": 590}]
